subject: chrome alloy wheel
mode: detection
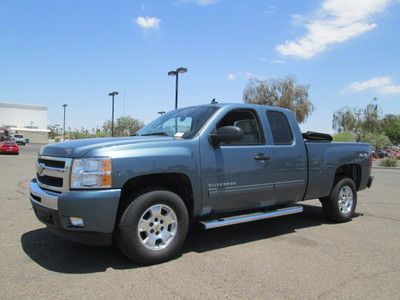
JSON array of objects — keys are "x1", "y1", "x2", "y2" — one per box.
[
  {"x1": 137, "y1": 204, "x2": 178, "y2": 251},
  {"x1": 338, "y1": 186, "x2": 353, "y2": 214}
]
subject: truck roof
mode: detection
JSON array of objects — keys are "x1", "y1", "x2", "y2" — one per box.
[{"x1": 187, "y1": 102, "x2": 293, "y2": 113}]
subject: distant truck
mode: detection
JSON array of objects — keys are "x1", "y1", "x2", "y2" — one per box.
[
  {"x1": 29, "y1": 103, "x2": 373, "y2": 264},
  {"x1": 11, "y1": 134, "x2": 27, "y2": 145}
]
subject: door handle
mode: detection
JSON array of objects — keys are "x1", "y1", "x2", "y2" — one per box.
[{"x1": 254, "y1": 154, "x2": 270, "y2": 161}]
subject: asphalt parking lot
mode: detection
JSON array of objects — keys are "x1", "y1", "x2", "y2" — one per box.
[{"x1": 1, "y1": 144, "x2": 399, "y2": 299}]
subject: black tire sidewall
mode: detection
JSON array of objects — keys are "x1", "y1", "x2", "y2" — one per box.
[
  {"x1": 117, "y1": 189, "x2": 189, "y2": 264},
  {"x1": 330, "y1": 178, "x2": 357, "y2": 222}
]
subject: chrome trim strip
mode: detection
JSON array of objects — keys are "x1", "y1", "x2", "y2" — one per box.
[
  {"x1": 36, "y1": 156, "x2": 72, "y2": 192},
  {"x1": 37, "y1": 165, "x2": 65, "y2": 177},
  {"x1": 36, "y1": 180, "x2": 63, "y2": 193},
  {"x1": 39, "y1": 155, "x2": 69, "y2": 162},
  {"x1": 37, "y1": 163, "x2": 65, "y2": 173},
  {"x1": 201, "y1": 206, "x2": 303, "y2": 229},
  {"x1": 274, "y1": 179, "x2": 305, "y2": 190},
  {"x1": 208, "y1": 182, "x2": 274, "y2": 197},
  {"x1": 29, "y1": 180, "x2": 59, "y2": 210}
]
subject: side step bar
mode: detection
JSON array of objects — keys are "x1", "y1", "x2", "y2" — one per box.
[{"x1": 200, "y1": 206, "x2": 303, "y2": 230}]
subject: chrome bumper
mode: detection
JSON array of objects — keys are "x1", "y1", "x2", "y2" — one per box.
[{"x1": 29, "y1": 179, "x2": 59, "y2": 210}]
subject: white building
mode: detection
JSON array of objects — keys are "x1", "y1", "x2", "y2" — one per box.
[{"x1": 0, "y1": 102, "x2": 49, "y2": 143}]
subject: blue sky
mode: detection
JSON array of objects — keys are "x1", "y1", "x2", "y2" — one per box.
[{"x1": 1, "y1": 0, "x2": 399, "y2": 133}]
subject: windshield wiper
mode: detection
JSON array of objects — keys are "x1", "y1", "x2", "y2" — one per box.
[{"x1": 140, "y1": 131, "x2": 170, "y2": 137}]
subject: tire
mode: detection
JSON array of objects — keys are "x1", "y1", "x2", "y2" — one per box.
[
  {"x1": 116, "y1": 189, "x2": 189, "y2": 265},
  {"x1": 320, "y1": 178, "x2": 357, "y2": 223}
]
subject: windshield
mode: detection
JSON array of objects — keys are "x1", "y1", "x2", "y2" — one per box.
[{"x1": 136, "y1": 106, "x2": 219, "y2": 139}]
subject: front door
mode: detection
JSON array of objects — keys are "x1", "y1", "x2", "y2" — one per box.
[{"x1": 200, "y1": 108, "x2": 275, "y2": 215}]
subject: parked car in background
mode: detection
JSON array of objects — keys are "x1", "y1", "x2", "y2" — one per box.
[
  {"x1": 0, "y1": 141, "x2": 19, "y2": 155},
  {"x1": 389, "y1": 150, "x2": 400, "y2": 159},
  {"x1": 11, "y1": 134, "x2": 26, "y2": 145},
  {"x1": 375, "y1": 149, "x2": 390, "y2": 158}
]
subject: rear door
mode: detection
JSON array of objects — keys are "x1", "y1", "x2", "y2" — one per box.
[
  {"x1": 265, "y1": 110, "x2": 307, "y2": 204},
  {"x1": 200, "y1": 108, "x2": 275, "y2": 214}
]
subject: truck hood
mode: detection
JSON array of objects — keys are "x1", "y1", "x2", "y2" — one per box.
[{"x1": 39, "y1": 136, "x2": 175, "y2": 158}]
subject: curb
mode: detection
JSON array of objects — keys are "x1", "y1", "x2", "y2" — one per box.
[{"x1": 372, "y1": 166, "x2": 400, "y2": 170}]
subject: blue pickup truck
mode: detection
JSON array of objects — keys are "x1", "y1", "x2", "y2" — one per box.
[{"x1": 29, "y1": 103, "x2": 373, "y2": 264}]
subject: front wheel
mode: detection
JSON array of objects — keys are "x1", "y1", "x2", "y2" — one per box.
[
  {"x1": 320, "y1": 178, "x2": 357, "y2": 223},
  {"x1": 116, "y1": 189, "x2": 189, "y2": 265}
]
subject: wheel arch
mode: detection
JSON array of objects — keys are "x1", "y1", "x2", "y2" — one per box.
[
  {"x1": 333, "y1": 164, "x2": 362, "y2": 190},
  {"x1": 116, "y1": 172, "x2": 194, "y2": 223}
]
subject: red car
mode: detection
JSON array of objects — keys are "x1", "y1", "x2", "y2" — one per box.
[
  {"x1": 390, "y1": 151, "x2": 400, "y2": 159},
  {"x1": 0, "y1": 141, "x2": 19, "y2": 155}
]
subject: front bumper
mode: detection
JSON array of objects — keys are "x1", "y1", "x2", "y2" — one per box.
[{"x1": 29, "y1": 179, "x2": 121, "y2": 246}]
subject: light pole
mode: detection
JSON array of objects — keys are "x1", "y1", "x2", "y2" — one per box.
[
  {"x1": 62, "y1": 104, "x2": 67, "y2": 141},
  {"x1": 108, "y1": 91, "x2": 119, "y2": 137},
  {"x1": 158, "y1": 111, "x2": 166, "y2": 116},
  {"x1": 168, "y1": 67, "x2": 187, "y2": 109}
]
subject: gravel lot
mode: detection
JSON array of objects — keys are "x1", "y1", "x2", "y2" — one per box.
[{"x1": 1, "y1": 144, "x2": 399, "y2": 299}]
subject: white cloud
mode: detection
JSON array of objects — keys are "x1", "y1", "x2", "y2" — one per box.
[
  {"x1": 270, "y1": 59, "x2": 285, "y2": 64},
  {"x1": 277, "y1": 0, "x2": 391, "y2": 59},
  {"x1": 197, "y1": 0, "x2": 218, "y2": 5},
  {"x1": 140, "y1": 4, "x2": 149, "y2": 11},
  {"x1": 227, "y1": 71, "x2": 255, "y2": 81},
  {"x1": 135, "y1": 16, "x2": 161, "y2": 30},
  {"x1": 177, "y1": 0, "x2": 218, "y2": 5},
  {"x1": 342, "y1": 76, "x2": 400, "y2": 95},
  {"x1": 259, "y1": 58, "x2": 285, "y2": 64},
  {"x1": 264, "y1": 5, "x2": 276, "y2": 14}
]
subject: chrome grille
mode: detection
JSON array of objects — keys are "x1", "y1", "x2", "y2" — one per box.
[{"x1": 36, "y1": 156, "x2": 72, "y2": 192}]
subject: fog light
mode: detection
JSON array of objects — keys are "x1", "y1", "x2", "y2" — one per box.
[{"x1": 69, "y1": 217, "x2": 84, "y2": 227}]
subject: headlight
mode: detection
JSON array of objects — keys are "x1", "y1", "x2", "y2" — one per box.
[{"x1": 71, "y1": 158, "x2": 112, "y2": 189}]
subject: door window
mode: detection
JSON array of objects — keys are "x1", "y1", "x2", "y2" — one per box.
[{"x1": 217, "y1": 110, "x2": 264, "y2": 145}]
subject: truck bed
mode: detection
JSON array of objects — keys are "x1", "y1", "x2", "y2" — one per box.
[{"x1": 304, "y1": 141, "x2": 371, "y2": 200}]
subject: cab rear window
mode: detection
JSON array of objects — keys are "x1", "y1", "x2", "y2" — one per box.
[{"x1": 266, "y1": 111, "x2": 293, "y2": 145}]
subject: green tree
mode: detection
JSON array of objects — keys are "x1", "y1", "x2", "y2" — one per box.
[
  {"x1": 243, "y1": 76, "x2": 314, "y2": 123},
  {"x1": 381, "y1": 114, "x2": 398, "y2": 130},
  {"x1": 47, "y1": 125, "x2": 57, "y2": 139},
  {"x1": 362, "y1": 102, "x2": 381, "y2": 135},
  {"x1": 332, "y1": 132, "x2": 356, "y2": 142},
  {"x1": 384, "y1": 118, "x2": 400, "y2": 145},
  {"x1": 332, "y1": 99, "x2": 395, "y2": 148},
  {"x1": 102, "y1": 116, "x2": 144, "y2": 137},
  {"x1": 362, "y1": 132, "x2": 390, "y2": 149},
  {"x1": 332, "y1": 107, "x2": 363, "y2": 141},
  {"x1": 332, "y1": 99, "x2": 383, "y2": 143}
]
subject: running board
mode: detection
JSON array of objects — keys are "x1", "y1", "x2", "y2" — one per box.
[{"x1": 200, "y1": 206, "x2": 303, "y2": 230}]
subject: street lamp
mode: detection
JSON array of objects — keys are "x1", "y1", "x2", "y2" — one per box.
[
  {"x1": 108, "y1": 91, "x2": 119, "y2": 137},
  {"x1": 158, "y1": 111, "x2": 166, "y2": 116},
  {"x1": 168, "y1": 67, "x2": 187, "y2": 109},
  {"x1": 62, "y1": 104, "x2": 67, "y2": 141}
]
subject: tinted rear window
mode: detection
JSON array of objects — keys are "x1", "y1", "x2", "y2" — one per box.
[{"x1": 266, "y1": 111, "x2": 293, "y2": 145}]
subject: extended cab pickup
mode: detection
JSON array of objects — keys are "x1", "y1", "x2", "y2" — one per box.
[{"x1": 29, "y1": 103, "x2": 373, "y2": 264}]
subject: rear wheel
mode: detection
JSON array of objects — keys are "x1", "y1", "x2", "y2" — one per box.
[
  {"x1": 116, "y1": 189, "x2": 189, "y2": 265},
  {"x1": 320, "y1": 178, "x2": 357, "y2": 222}
]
